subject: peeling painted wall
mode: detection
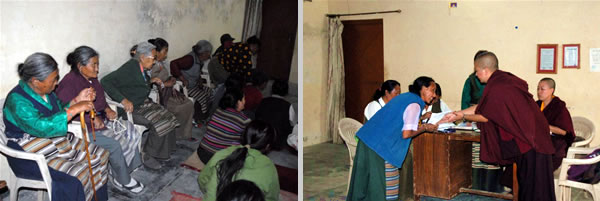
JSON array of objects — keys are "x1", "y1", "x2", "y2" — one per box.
[{"x1": 0, "y1": 0, "x2": 244, "y2": 98}]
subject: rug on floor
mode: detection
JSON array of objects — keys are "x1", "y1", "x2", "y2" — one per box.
[
  {"x1": 170, "y1": 191, "x2": 202, "y2": 201},
  {"x1": 181, "y1": 150, "x2": 205, "y2": 172}
]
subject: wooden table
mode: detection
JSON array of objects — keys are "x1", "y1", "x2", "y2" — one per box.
[
  {"x1": 412, "y1": 131, "x2": 478, "y2": 200},
  {"x1": 413, "y1": 130, "x2": 517, "y2": 200}
]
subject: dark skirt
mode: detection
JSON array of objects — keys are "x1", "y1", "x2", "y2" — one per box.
[{"x1": 347, "y1": 140, "x2": 386, "y2": 201}]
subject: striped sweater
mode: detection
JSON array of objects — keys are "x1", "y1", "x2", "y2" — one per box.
[{"x1": 199, "y1": 108, "x2": 251, "y2": 154}]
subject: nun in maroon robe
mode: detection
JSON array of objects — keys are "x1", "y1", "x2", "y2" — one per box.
[
  {"x1": 475, "y1": 70, "x2": 556, "y2": 201},
  {"x1": 536, "y1": 96, "x2": 575, "y2": 171}
]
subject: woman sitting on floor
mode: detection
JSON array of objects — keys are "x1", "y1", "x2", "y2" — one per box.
[
  {"x1": 56, "y1": 46, "x2": 145, "y2": 193},
  {"x1": 3, "y1": 52, "x2": 109, "y2": 201},
  {"x1": 196, "y1": 87, "x2": 251, "y2": 164},
  {"x1": 198, "y1": 120, "x2": 279, "y2": 201}
]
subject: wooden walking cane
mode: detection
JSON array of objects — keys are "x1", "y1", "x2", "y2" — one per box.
[
  {"x1": 90, "y1": 109, "x2": 97, "y2": 142},
  {"x1": 80, "y1": 112, "x2": 98, "y2": 201}
]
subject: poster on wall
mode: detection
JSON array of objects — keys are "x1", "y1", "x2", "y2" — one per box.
[
  {"x1": 563, "y1": 44, "x2": 580, "y2": 69},
  {"x1": 590, "y1": 48, "x2": 600, "y2": 72},
  {"x1": 537, "y1": 44, "x2": 557, "y2": 74}
]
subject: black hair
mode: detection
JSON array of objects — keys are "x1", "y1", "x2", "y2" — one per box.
[
  {"x1": 129, "y1": 44, "x2": 138, "y2": 57},
  {"x1": 18, "y1": 52, "x2": 58, "y2": 82},
  {"x1": 148, "y1": 38, "x2": 169, "y2": 52},
  {"x1": 271, "y1": 79, "x2": 288, "y2": 96},
  {"x1": 372, "y1": 80, "x2": 400, "y2": 101},
  {"x1": 246, "y1": 36, "x2": 261, "y2": 47},
  {"x1": 216, "y1": 180, "x2": 265, "y2": 201},
  {"x1": 225, "y1": 73, "x2": 245, "y2": 91},
  {"x1": 67, "y1": 46, "x2": 99, "y2": 73},
  {"x1": 219, "y1": 87, "x2": 244, "y2": 109},
  {"x1": 474, "y1": 50, "x2": 488, "y2": 61},
  {"x1": 435, "y1": 83, "x2": 442, "y2": 97},
  {"x1": 474, "y1": 51, "x2": 499, "y2": 69},
  {"x1": 408, "y1": 76, "x2": 435, "y2": 95},
  {"x1": 216, "y1": 120, "x2": 275, "y2": 197},
  {"x1": 250, "y1": 70, "x2": 268, "y2": 86},
  {"x1": 540, "y1": 77, "x2": 556, "y2": 89}
]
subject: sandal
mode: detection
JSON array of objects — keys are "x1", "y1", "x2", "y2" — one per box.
[{"x1": 112, "y1": 178, "x2": 145, "y2": 194}]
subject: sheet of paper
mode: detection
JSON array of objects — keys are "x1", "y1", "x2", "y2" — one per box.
[
  {"x1": 564, "y1": 46, "x2": 579, "y2": 66},
  {"x1": 540, "y1": 48, "x2": 555, "y2": 70},
  {"x1": 590, "y1": 48, "x2": 600, "y2": 72}
]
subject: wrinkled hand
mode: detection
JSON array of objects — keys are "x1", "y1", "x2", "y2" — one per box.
[
  {"x1": 151, "y1": 77, "x2": 163, "y2": 86},
  {"x1": 105, "y1": 108, "x2": 117, "y2": 120},
  {"x1": 70, "y1": 101, "x2": 94, "y2": 114},
  {"x1": 121, "y1": 99, "x2": 134, "y2": 113},
  {"x1": 164, "y1": 77, "x2": 176, "y2": 87},
  {"x1": 422, "y1": 123, "x2": 438, "y2": 132},
  {"x1": 179, "y1": 76, "x2": 189, "y2": 87},
  {"x1": 74, "y1": 87, "x2": 96, "y2": 103},
  {"x1": 93, "y1": 116, "x2": 105, "y2": 129}
]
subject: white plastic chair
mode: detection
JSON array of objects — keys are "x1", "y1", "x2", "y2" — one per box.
[
  {"x1": 200, "y1": 66, "x2": 213, "y2": 88},
  {"x1": 572, "y1": 116, "x2": 595, "y2": 147},
  {"x1": 556, "y1": 146, "x2": 600, "y2": 201},
  {"x1": 337, "y1": 117, "x2": 362, "y2": 192},
  {"x1": 0, "y1": 99, "x2": 52, "y2": 201}
]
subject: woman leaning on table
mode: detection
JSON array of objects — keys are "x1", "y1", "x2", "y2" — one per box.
[{"x1": 347, "y1": 76, "x2": 438, "y2": 201}]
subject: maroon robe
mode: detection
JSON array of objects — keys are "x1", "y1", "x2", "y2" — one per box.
[
  {"x1": 55, "y1": 70, "x2": 109, "y2": 131},
  {"x1": 537, "y1": 96, "x2": 575, "y2": 170},
  {"x1": 475, "y1": 70, "x2": 554, "y2": 165},
  {"x1": 475, "y1": 70, "x2": 556, "y2": 201}
]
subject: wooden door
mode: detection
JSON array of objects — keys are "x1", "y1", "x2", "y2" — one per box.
[
  {"x1": 257, "y1": 0, "x2": 298, "y2": 81},
  {"x1": 342, "y1": 19, "x2": 384, "y2": 123}
]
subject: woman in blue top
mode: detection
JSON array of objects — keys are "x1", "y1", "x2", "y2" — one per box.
[{"x1": 347, "y1": 76, "x2": 438, "y2": 201}]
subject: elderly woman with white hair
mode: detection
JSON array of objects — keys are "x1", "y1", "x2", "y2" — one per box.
[
  {"x1": 170, "y1": 40, "x2": 215, "y2": 123},
  {"x1": 101, "y1": 42, "x2": 179, "y2": 170}
]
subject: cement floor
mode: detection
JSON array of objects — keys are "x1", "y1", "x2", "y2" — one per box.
[
  {"x1": 1, "y1": 123, "x2": 298, "y2": 201},
  {"x1": 303, "y1": 142, "x2": 593, "y2": 201}
]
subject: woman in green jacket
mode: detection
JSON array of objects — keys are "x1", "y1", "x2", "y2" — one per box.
[{"x1": 198, "y1": 120, "x2": 280, "y2": 201}]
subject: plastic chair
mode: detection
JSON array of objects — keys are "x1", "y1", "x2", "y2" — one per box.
[
  {"x1": 337, "y1": 117, "x2": 362, "y2": 192},
  {"x1": 0, "y1": 99, "x2": 52, "y2": 201},
  {"x1": 572, "y1": 116, "x2": 595, "y2": 147},
  {"x1": 200, "y1": 67, "x2": 213, "y2": 88},
  {"x1": 556, "y1": 146, "x2": 600, "y2": 201}
]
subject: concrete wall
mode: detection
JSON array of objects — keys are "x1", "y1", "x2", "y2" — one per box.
[
  {"x1": 0, "y1": 0, "x2": 244, "y2": 98},
  {"x1": 303, "y1": 0, "x2": 329, "y2": 146},
  {"x1": 304, "y1": 0, "x2": 600, "y2": 146}
]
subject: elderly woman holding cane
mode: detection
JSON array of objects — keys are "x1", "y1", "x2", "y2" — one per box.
[
  {"x1": 3, "y1": 52, "x2": 109, "y2": 201},
  {"x1": 56, "y1": 46, "x2": 145, "y2": 193}
]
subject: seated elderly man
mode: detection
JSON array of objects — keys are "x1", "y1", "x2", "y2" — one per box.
[
  {"x1": 170, "y1": 40, "x2": 214, "y2": 122},
  {"x1": 101, "y1": 42, "x2": 179, "y2": 170}
]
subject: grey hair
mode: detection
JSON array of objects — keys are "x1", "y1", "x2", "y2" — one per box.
[
  {"x1": 192, "y1": 40, "x2": 213, "y2": 55},
  {"x1": 18, "y1": 52, "x2": 58, "y2": 82},
  {"x1": 134, "y1": 42, "x2": 156, "y2": 61}
]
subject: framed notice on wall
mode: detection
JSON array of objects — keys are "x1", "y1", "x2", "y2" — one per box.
[
  {"x1": 563, "y1": 44, "x2": 580, "y2": 69},
  {"x1": 537, "y1": 44, "x2": 558, "y2": 74}
]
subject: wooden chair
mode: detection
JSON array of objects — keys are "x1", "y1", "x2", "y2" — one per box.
[{"x1": 337, "y1": 117, "x2": 362, "y2": 192}]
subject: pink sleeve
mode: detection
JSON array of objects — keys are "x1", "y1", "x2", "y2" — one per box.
[{"x1": 402, "y1": 103, "x2": 421, "y2": 131}]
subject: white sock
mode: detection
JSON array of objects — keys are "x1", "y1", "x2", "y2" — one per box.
[{"x1": 124, "y1": 178, "x2": 136, "y2": 187}]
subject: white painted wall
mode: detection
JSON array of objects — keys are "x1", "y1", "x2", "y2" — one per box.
[{"x1": 0, "y1": 0, "x2": 245, "y2": 98}]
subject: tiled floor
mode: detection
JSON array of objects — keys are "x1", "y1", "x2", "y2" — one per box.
[
  {"x1": 1, "y1": 122, "x2": 298, "y2": 201},
  {"x1": 303, "y1": 142, "x2": 594, "y2": 201}
]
